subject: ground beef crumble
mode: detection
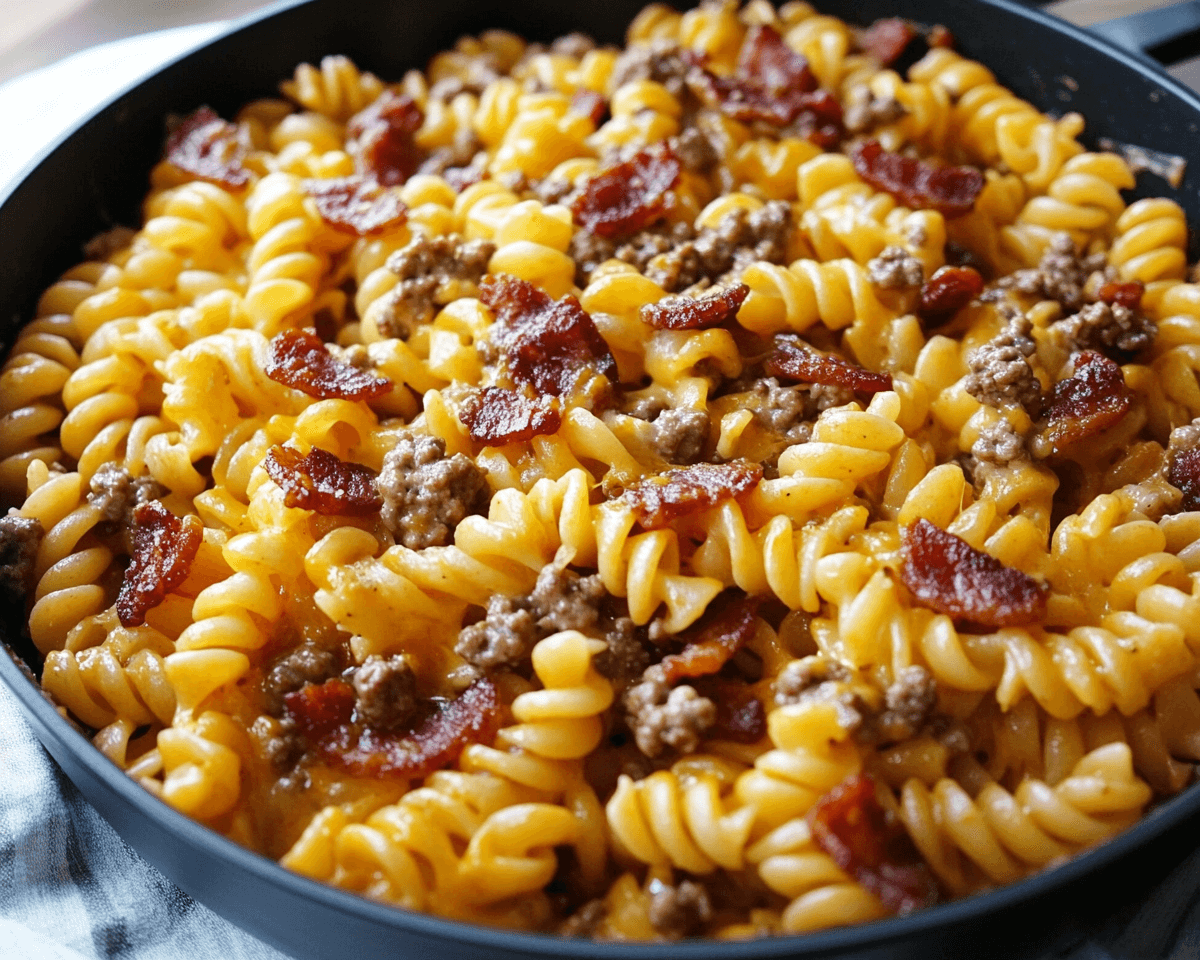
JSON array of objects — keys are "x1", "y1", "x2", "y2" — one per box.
[
  {"x1": 1052, "y1": 300, "x2": 1156, "y2": 357},
  {"x1": 88, "y1": 462, "x2": 166, "y2": 531},
  {"x1": 560, "y1": 898, "x2": 608, "y2": 938},
  {"x1": 456, "y1": 594, "x2": 537, "y2": 671},
  {"x1": 0, "y1": 514, "x2": 43, "y2": 605},
  {"x1": 378, "y1": 434, "x2": 490, "y2": 549},
  {"x1": 262, "y1": 644, "x2": 343, "y2": 716},
  {"x1": 625, "y1": 664, "x2": 716, "y2": 758},
  {"x1": 866, "y1": 245, "x2": 924, "y2": 289},
  {"x1": 963, "y1": 314, "x2": 1042, "y2": 415},
  {"x1": 971, "y1": 416, "x2": 1027, "y2": 466},
  {"x1": 673, "y1": 126, "x2": 719, "y2": 173},
  {"x1": 609, "y1": 39, "x2": 694, "y2": 99},
  {"x1": 352, "y1": 654, "x2": 418, "y2": 732},
  {"x1": 647, "y1": 878, "x2": 713, "y2": 939},
  {"x1": 372, "y1": 235, "x2": 495, "y2": 339},
  {"x1": 996, "y1": 232, "x2": 1110, "y2": 312},
  {"x1": 651, "y1": 407, "x2": 710, "y2": 463},
  {"x1": 842, "y1": 84, "x2": 907, "y2": 135}
]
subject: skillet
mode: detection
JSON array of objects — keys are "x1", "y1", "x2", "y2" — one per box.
[{"x1": 4, "y1": 0, "x2": 1200, "y2": 956}]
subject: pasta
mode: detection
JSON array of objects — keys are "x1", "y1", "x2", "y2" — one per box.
[{"x1": 7, "y1": 0, "x2": 1200, "y2": 943}]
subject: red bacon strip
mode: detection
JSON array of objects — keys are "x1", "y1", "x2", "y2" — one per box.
[
  {"x1": 657, "y1": 595, "x2": 760, "y2": 685},
  {"x1": 304, "y1": 176, "x2": 407, "y2": 236},
  {"x1": 810, "y1": 773, "x2": 940, "y2": 915},
  {"x1": 900, "y1": 518, "x2": 1047, "y2": 627},
  {"x1": 165, "y1": 107, "x2": 251, "y2": 190},
  {"x1": 480, "y1": 274, "x2": 617, "y2": 396},
  {"x1": 852, "y1": 140, "x2": 983, "y2": 218},
  {"x1": 640, "y1": 284, "x2": 749, "y2": 330},
  {"x1": 626, "y1": 461, "x2": 762, "y2": 530},
  {"x1": 263, "y1": 446, "x2": 381, "y2": 517},
  {"x1": 1097, "y1": 280, "x2": 1145, "y2": 310},
  {"x1": 1034, "y1": 350, "x2": 1132, "y2": 456},
  {"x1": 860, "y1": 18, "x2": 917, "y2": 66},
  {"x1": 1169, "y1": 447, "x2": 1200, "y2": 511},
  {"x1": 459, "y1": 387, "x2": 562, "y2": 446},
  {"x1": 348, "y1": 92, "x2": 426, "y2": 187},
  {"x1": 571, "y1": 145, "x2": 681, "y2": 239},
  {"x1": 284, "y1": 677, "x2": 500, "y2": 780},
  {"x1": 116, "y1": 501, "x2": 203, "y2": 628},
  {"x1": 765, "y1": 337, "x2": 893, "y2": 393},
  {"x1": 917, "y1": 266, "x2": 984, "y2": 326},
  {"x1": 265, "y1": 329, "x2": 392, "y2": 401}
]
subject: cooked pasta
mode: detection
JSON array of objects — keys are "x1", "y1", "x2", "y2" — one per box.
[{"x1": 7, "y1": 0, "x2": 1200, "y2": 943}]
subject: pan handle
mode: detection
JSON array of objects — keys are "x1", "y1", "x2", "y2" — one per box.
[{"x1": 1085, "y1": 0, "x2": 1200, "y2": 61}]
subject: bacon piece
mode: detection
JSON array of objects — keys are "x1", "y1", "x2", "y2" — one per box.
[
  {"x1": 657, "y1": 595, "x2": 760, "y2": 685},
  {"x1": 265, "y1": 329, "x2": 392, "y2": 401},
  {"x1": 626, "y1": 461, "x2": 762, "y2": 530},
  {"x1": 570, "y1": 89, "x2": 608, "y2": 126},
  {"x1": 460, "y1": 387, "x2": 562, "y2": 446},
  {"x1": 165, "y1": 106, "x2": 250, "y2": 189},
  {"x1": 765, "y1": 337, "x2": 893, "y2": 393},
  {"x1": 810, "y1": 773, "x2": 939, "y2": 915},
  {"x1": 480, "y1": 275, "x2": 617, "y2": 396},
  {"x1": 1097, "y1": 280, "x2": 1145, "y2": 311},
  {"x1": 1034, "y1": 350, "x2": 1132, "y2": 456},
  {"x1": 348, "y1": 91, "x2": 426, "y2": 187},
  {"x1": 641, "y1": 284, "x2": 748, "y2": 330},
  {"x1": 263, "y1": 446, "x2": 381, "y2": 517},
  {"x1": 304, "y1": 176, "x2": 407, "y2": 236},
  {"x1": 918, "y1": 265, "x2": 984, "y2": 326},
  {"x1": 1169, "y1": 448, "x2": 1200, "y2": 511},
  {"x1": 901, "y1": 517, "x2": 1047, "y2": 627},
  {"x1": 860, "y1": 18, "x2": 916, "y2": 66},
  {"x1": 852, "y1": 140, "x2": 983, "y2": 218},
  {"x1": 570, "y1": 146, "x2": 681, "y2": 239},
  {"x1": 285, "y1": 677, "x2": 500, "y2": 780},
  {"x1": 116, "y1": 501, "x2": 203, "y2": 628},
  {"x1": 927, "y1": 25, "x2": 955, "y2": 49}
]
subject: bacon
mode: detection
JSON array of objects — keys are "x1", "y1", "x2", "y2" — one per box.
[
  {"x1": 810, "y1": 773, "x2": 939, "y2": 915},
  {"x1": 165, "y1": 106, "x2": 250, "y2": 189},
  {"x1": 1169, "y1": 448, "x2": 1200, "y2": 511},
  {"x1": 1097, "y1": 280, "x2": 1145, "y2": 310},
  {"x1": 263, "y1": 445, "x2": 381, "y2": 517},
  {"x1": 657, "y1": 595, "x2": 760, "y2": 685},
  {"x1": 284, "y1": 677, "x2": 500, "y2": 780},
  {"x1": 765, "y1": 337, "x2": 893, "y2": 393},
  {"x1": 348, "y1": 91, "x2": 426, "y2": 187},
  {"x1": 570, "y1": 146, "x2": 681, "y2": 239},
  {"x1": 640, "y1": 284, "x2": 748, "y2": 330},
  {"x1": 626, "y1": 461, "x2": 762, "y2": 530},
  {"x1": 265, "y1": 329, "x2": 392, "y2": 401},
  {"x1": 304, "y1": 176, "x2": 407, "y2": 236},
  {"x1": 116, "y1": 501, "x2": 203, "y2": 628},
  {"x1": 852, "y1": 140, "x2": 983, "y2": 218},
  {"x1": 459, "y1": 386, "x2": 562, "y2": 446},
  {"x1": 1034, "y1": 350, "x2": 1132, "y2": 456},
  {"x1": 901, "y1": 517, "x2": 1047, "y2": 628},
  {"x1": 570, "y1": 89, "x2": 608, "y2": 126},
  {"x1": 917, "y1": 266, "x2": 984, "y2": 326},
  {"x1": 479, "y1": 275, "x2": 617, "y2": 396},
  {"x1": 927, "y1": 24, "x2": 955, "y2": 49},
  {"x1": 860, "y1": 18, "x2": 916, "y2": 66}
]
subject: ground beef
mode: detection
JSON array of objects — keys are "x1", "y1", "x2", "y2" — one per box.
[
  {"x1": 417, "y1": 129, "x2": 485, "y2": 179},
  {"x1": 651, "y1": 407, "x2": 709, "y2": 463},
  {"x1": 262, "y1": 644, "x2": 343, "y2": 715},
  {"x1": 455, "y1": 594, "x2": 536, "y2": 670},
  {"x1": 560, "y1": 898, "x2": 607, "y2": 938},
  {"x1": 378, "y1": 434, "x2": 491, "y2": 549},
  {"x1": 647, "y1": 879, "x2": 713, "y2": 939},
  {"x1": 427, "y1": 58, "x2": 503, "y2": 101},
  {"x1": 374, "y1": 235, "x2": 495, "y2": 339},
  {"x1": 810, "y1": 382, "x2": 854, "y2": 411},
  {"x1": 616, "y1": 221, "x2": 697, "y2": 273},
  {"x1": 264, "y1": 715, "x2": 305, "y2": 771},
  {"x1": 773, "y1": 657, "x2": 867, "y2": 731},
  {"x1": 568, "y1": 230, "x2": 619, "y2": 286},
  {"x1": 647, "y1": 201, "x2": 792, "y2": 292},
  {"x1": 609, "y1": 39, "x2": 693, "y2": 99},
  {"x1": 746, "y1": 377, "x2": 812, "y2": 442},
  {"x1": 842, "y1": 84, "x2": 907, "y2": 135},
  {"x1": 87, "y1": 462, "x2": 166, "y2": 526},
  {"x1": 352, "y1": 654, "x2": 418, "y2": 732},
  {"x1": 0, "y1": 514, "x2": 43, "y2": 605},
  {"x1": 1118, "y1": 475, "x2": 1183, "y2": 522},
  {"x1": 971, "y1": 416, "x2": 1027, "y2": 466},
  {"x1": 963, "y1": 315, "x2": 1042, "y2": 415},
  {"x1": 1168, "y1": 419, "x2": 1200, "y2": 457},
  {"x1": 625, "y1": 666, "x2": 716, "y2": 757},
  {"x1": 1052, "y1": 300, "x2": 1157, "y2": 357},
  {"x1": 997, "y1": 232, "x2": 1110, "y2": 312},
  {"x1": 551, "y1": 32, "x2": 596, "y2": 60},
  {"x1": 673, "y1": 126, "x2": 719, "y2": 173},
  {"x1": 866, "y1": 245, "x2": 924, "y2": 289},
  {"x1": 531, "y1": 565, "x2": 606, "y2": 634},
  {"x1": 593, "y1": 615, "x2": 650, "y2": 691},
  {"x1": 871, "y1": 665, "x2": 936, "y2": 743}
]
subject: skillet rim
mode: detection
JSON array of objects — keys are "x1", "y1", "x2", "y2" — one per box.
[{"x1": 3, "y1": 0, "x2": 1200, "y2": 955}]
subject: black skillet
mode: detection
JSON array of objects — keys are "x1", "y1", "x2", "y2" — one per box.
[{"x1": 4, "y1": 0, "x2": 1200, "y2": 957}]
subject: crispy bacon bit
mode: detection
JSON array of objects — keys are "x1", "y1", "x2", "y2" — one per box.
[
  {"x1": 626, "y1": 461, "x2": 762, "y2": 529},
  {"x1": 304, "y1": 176, "x2": 407, "y2": 236},
  {"x1": 1169, "y1": 448, "x2": 1200, "y2": 511},
  {"x1": 641, "y1": 284, "x2": 748, "y2": 330},
  {"x1": 927, "y1": 24, "x2": 955, "y2": 49},
  {"x1": 901, "y1": 517, "x2": 1047, "y2": 627},
  {"x1": 712, "y1": 686, "x2": 766, "y2": 742},
  {"x1": 810, "y1": 773, "x2": 939, "y2": 915},
  {"x1": 264, "y1": 446, "x2": 380, "y2": 517},
  {"x1": 480, "y1": 275, "x2": 617, "y2": 396},
  {"x1": 1098, "y1": 280, "x2": 1145, "y2": 311},
  {"x1": 348, "y1": 92, "x2": 425, "y2": 187},
  {"x1": 284, "y1": 677, "x2": 500, "y2": 780},
  {"x1": 852, "y1": 140, "x2": 983, "y2": 219},
  {"x1": 1034, "y1": 350, "x2": 1132, "y2": 456},
  {"x1": 765, "y1": 337, "x2": 893, "y2": 393},
  {"x1": 657, "y1": 595, "x2": 760, "y2": 685},
  {"x1": 861, "y1": 18, "x2": 916, "y2": 66},
  {"x1": 918, "y1": 265, "x2": 984, "y2": 326},
  {"x1": 571, "y1": 146, "x2": 681, "y2": 239},
  {"x1": 116, "y1": 501, "x2": 203, "y2": 628},
  {"x1": 460, "y1": 387, "x2": 562, "y2": 446},
  {"x1": 265, "y1": 329, "x2": 392, "y2": 401},
  {"x1": 165, "y1": 106, "x2": 250, "y2": 189},
  {"x1": 570, "y1": 89, "x2": 608, "y2": 126}
]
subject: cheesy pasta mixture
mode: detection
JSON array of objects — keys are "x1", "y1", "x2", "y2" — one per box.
[{"x1": 6, "y1": 0, "x2": 1200, "y2": 940}]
